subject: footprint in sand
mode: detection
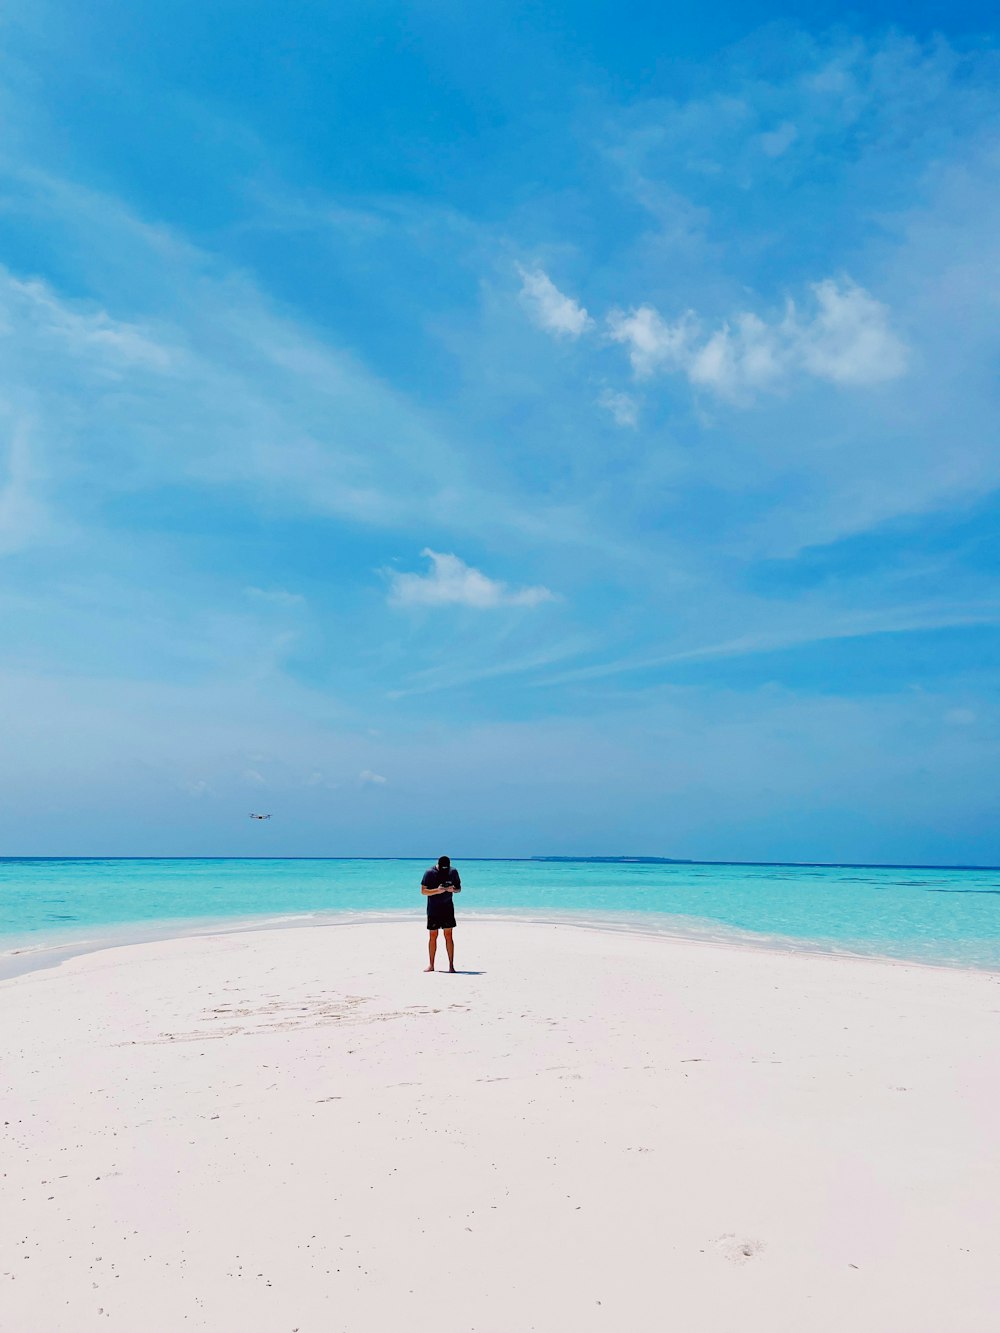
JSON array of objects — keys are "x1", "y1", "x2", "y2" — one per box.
[{"x1": 715, "y1": 1233, "x2": 766, "y2": 1262}]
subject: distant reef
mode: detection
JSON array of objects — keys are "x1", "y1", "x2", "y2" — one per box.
[{"x1": 529, "y1": 856, "x2": 693, "y2": 865}]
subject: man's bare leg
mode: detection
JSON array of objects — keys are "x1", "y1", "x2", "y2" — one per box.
[
  {"x1": 425, "y1": 929, "x2": 438, "y2": 972},
  {"x1": 443, "y1": 927, "x2": 455, "y2": 972}
]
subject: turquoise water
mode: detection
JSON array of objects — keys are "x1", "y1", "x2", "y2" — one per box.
[{"x1": 1, "y1": 857, "x2": 998, "y2": 972}]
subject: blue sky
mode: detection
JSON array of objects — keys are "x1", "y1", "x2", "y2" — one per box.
[{"x1": 1, "y1": 2, "x2": 999, "y2": 860}]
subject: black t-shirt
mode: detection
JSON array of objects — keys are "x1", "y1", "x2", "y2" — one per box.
[{"x1": 421, "y1": 865, "x2": 461, "y2": 897}]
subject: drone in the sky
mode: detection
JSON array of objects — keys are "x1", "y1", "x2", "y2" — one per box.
[{"x1": 249, "y1": 813, "x2": 272, "y2": 821}]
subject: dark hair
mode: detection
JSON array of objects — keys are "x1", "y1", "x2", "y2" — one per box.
[{"x1": 438, "y1": 855, "x2": 451, "y2": 868}]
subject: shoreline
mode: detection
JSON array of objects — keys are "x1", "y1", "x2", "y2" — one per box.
[{"x1": 3, "y1": 904, "x2": 997, "y2": 985}]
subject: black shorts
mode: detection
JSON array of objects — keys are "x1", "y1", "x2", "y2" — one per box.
[{"x1": 426, "y1": 894, "x2": 456, "y2": 931}]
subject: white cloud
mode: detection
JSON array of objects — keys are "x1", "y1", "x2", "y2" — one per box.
[
  {"x1": 517, "y1": 265, "x2": 592, "y2": 338},
  {"x1": 607, "y1": 278, "x2": 907, "y2": 400},
  {"x1": 597, "y1": 388, "x2": 640, "y2": 427},
  {"x1": 387, "y1": 549, "x2": 555, "y2": 610},
  {"x1": 799, "y1": 279, "x2": 909, "y2": 385},
  {"x1": 359, "y1": 769, "x2": 387, "y2": 785},
  {"x1": 606, "y1": 304, "x2": 695, "y2": 377},
  {"x1": 687, "y1": 311, "x2": 786, "y2": 396}
]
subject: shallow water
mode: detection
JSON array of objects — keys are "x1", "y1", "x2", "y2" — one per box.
[{"x1": 1, "y1": 857, "x2": 998, "y2": 972}]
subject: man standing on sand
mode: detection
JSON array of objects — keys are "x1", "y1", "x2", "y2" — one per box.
[{"x1": 421, "y1": 855, "x2": 461, "y2": 972}]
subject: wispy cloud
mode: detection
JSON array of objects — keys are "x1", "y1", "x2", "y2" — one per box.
[
  {"x1": 388, "y1": 637, "x2": 590, "y2": 698},
  {"x1": 944, "y1": 708, "x2": 976, "y2": 727},
  {"x1": 6, "y1": 274, "x2": 174, "y2": 373},
  {"x1": 386, "y1": 549, "x2": 556, "y2": 610},
  {"x1": 535, "y1": 601, "x2": 1000, "y2": 688},
  {"x1": 0, "y1": 186, "x2": 546, "y2": 549},
  {"x1": 0, "y1": 181, "x2": 629, "y2": 567},
  {"x1": 359, "y1": 769, "x2": 387, "y2": 785},
  {"x1": 597, "y1": 388, "x2": 640, "y2": 427},
  {"x1": 517, "y1": 265, "x2": 592, "y2": 338},
  {"x1": 0, "y1": 417, "x2": 50, "y2": 555},
  {"x1": 605, "y1": 32, "x2": 995, "y2": 212},
  {"x1": 758, "y1": 121, "x2": 798, "y2": 157}
]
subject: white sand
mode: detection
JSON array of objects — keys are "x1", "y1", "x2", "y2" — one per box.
[{"x1": 3, "y1": 919, "x2": 999, "y2": 1332}]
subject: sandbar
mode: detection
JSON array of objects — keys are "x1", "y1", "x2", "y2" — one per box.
[{"x1": 3, "y1": 919, "x2": 999, "y2": 1331}]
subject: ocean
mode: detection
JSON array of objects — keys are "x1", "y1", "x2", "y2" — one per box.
[{"x1": 1, "y1": 856, "x2": 998, "y2": 975}]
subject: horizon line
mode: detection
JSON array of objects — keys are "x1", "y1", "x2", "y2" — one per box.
[{"x1": 0, "y1": 855, "x2": 997, "y2": 872}]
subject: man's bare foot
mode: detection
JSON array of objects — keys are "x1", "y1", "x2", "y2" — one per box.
[
  {"x1": 424, "y1": 966, "x2": 435, "y2": 972},
  {"x1": 448, "y1": 966, "x2": 456, "y2": 973}
]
